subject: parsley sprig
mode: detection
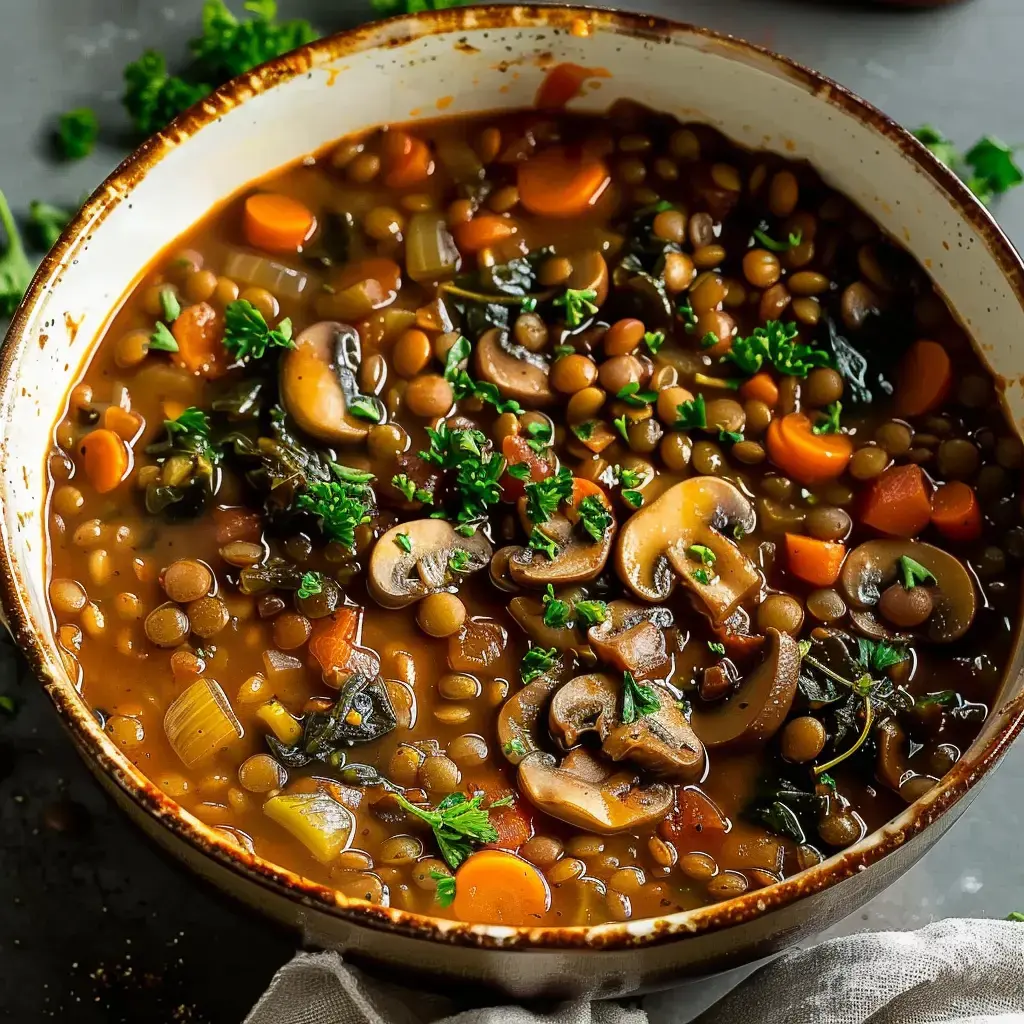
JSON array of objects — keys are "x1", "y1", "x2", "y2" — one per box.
[
  {"x1": 899, "y1": 555, "x2": 936, "y2": 590},
  {"x1": 294, "y1": 466, "x2": 373, "y2": 549},
  {"x1": 621, "y1": 671, "x2": 661, "y2": 724},
  {"x1": 524, "y1": 466, "x2": 574, "y2": 524},
  {"x1": 723, "y1": 320, "x2": 830, "y2": 378},
  {"x1": 163, "y1": 407, "x2": 220, "y2": 463},
  {"x1": 521, "y1": 645, "x2": 559, "y2": 684},
  {"x1": 673, "y1": 393, "x2": 707, "y2": 430},
  {"x1": 297, "y1": 571, "x2": 323, "y2": 599},
  {"x1": 393, "y1": 791, "x2": 502, "y2": 871},
  {"x1": 577, "y1": 494, "x2": 612, "y2": 542},
  {"x1": 542, "y1": 584, "x2": 572, "y2": 628},
  {"x1": 554, "y1": 287, "x2": 598, "y2": 328},
  {"x1": 914, "y1": 125, "x2": 1024, "y2": 206},
  {"x1": 223, "y1": 299, "x2": 294, "y2": 363},
  {"x1": 812, "y1": 402, "x2": 842, "y2": 435},
  {"x1": 443, "y1": 335, "x2": 523, "y2": 415},
  {"x1": 753, "y1": 227, "x2": 802, "y2": 252},
  {"x1": 392, "y1": 473, "x2": 434, "y2": 504},
  {"x1": 419, "y1": 425, "x2": 505, "y2": 525}
]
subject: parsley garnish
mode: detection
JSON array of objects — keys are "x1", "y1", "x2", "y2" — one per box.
[
  {"x1": 223, "y1": 299, "x2": 294, "y2": 363},
  {"x1": 718, "y1": 429, "x2": 744, "y2": 444},
  {"x1": 914, "y1": 125, "x2": 1024, "y2": 206},
  {"x1": 431, "y1": 870, "x2": 456, "y2": 908},
  {"x1": 577, "y1": 494, "x2": 612, "y2": 542},
  {"x1": 150, "y1": 321, "x2": 180, "y2": 352},
  {"x1": 812, "y1": 402, "x2": 842, "y2": 435},
  {"x1": 349, "y1": 396, "x2": 383, "y2": 422},
  {"x1": 700, "y1": 332, "x2": 719, "y2": 349},
  {"x1": 818, "y1": 772, "x2": 837, "y2": 790},
  {"x1": 0, "y1": 695, "x2": 16, "y2": 716},
  {"x1": 419, "y1": 424, "x2": 504, "y2": 524},
  {"x1": 395, "y1": 532, "x2": 412, "y2": 553},
  {"x1": 554, "y1": 287, "x2": 599, "y2": 328},
  {"x1": 724, "y1": 320, "x2": 830, "y2": 378},
  {"x1": 708, "y1": 641, "x2": 726, "y2": 655},
  {"x1": 393, "y1": 791, "x2": 500, "y2": 871},
  {"x1": 57, "y1": 108, "x2": 99, "y2": 161},
  {"x1": 503, "y1": 737, "x2": 527, "y2": 757},
  {"x1": 691, "y1": 568, "x2": 711, "y2": 586},
  {"x1": 294, "y1": 476, "x2": 372, "y2": 549},
  {"x1": 297, "y1": 572, "x2": 323, "y2": 600},
  {"x1": 506, "y1": 462, "x2": 531, "y2": 481},
  {"x1": 688, "y1": 544, "x2": 716, "y2": 565},
  {"x1": 643, "y1": 331, "x2": 665, "y2": 355},
  {"x1": 524, "y1": 466, "x2": 573, "y2": 523},
  {"x1": 752, "y1": 227, "x2": 802, "y2": 252},
  {"x1": 574, "y1": 600, "x2": 608, "y2": 627},
  {"x1": 521, "y1": 645, "x2": 559, "y2": 684},
  {"x1": 621, "y1": 671, "x2": 660, "y2": 724},
  {"x1": 164, "y1": 407, "x2": 219, "y2": 462},
  {"x1": 612, "y1": 415, "x2": 630, "y2": 442},
  {"x1": 444, "y1": 335, "x2": 523, "y2": 415},
  {"x1": 542, "y1": 584, "x2": 572, "y2": 628},
  {"x1": 673, "y1": 393, "x2": 706, "y2": 430},
  {"x1": 448, "y1": 549, "x2": 471, "y2": 574},
  {"x1": 622, "y1": 489, "x2": 644, "y2": 507},
  {"x1": 572, "y1": 421, "x2": 595, "y2": 441},
  {"x1": 678, "y1": 300, "x2": 697, "y2": 332},
  {"x1": 525, "y1": 420, "x2": 553, "y2": 454},
  {"x1": 614, "y1": 465, "x2": 643, "y2": 489},
  {"x1": 616, "y1": 381, "x2": 658, "y2": 408},
  {"x1": 528, "y1": 526, "x2": 559, "y2": 560},
  {"x1": 392, "y1": 473, "x2": 433, "y2": 504},
  {"x1": 159, "y1": 288, "x2": 181, "y2": 324},
  {"x1": 899, "y1": 555, "x2": 936, "y2": 590}
]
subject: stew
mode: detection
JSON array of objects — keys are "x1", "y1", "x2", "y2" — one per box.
[{"x1": 45, "y1": 98, "x2": 1021, "y2": 927}]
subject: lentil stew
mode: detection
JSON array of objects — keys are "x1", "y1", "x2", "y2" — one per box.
[{"x1": 45, "y1": 100, "x2": 1022, "y2": 928}]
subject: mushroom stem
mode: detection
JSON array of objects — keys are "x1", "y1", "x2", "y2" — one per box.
[{"x1": 814, "y1": 697, "x2": 874, "y2": 777}]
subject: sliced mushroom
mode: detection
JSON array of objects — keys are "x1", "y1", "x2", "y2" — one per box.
[
  {"x1": 602, "y1": 695, "x2": 706, "y2": 782},
  {"x1": 490, "y1": 546, "x2": 521, "y2": 593},
  {"x1": 840, "y1": 539, "x2": 976, "y2": 643},
  {"x1": 280, "y1": 322, "x2": 376, "y2": 445},
  {"x1": 368, "y1": 520, "x2": 491, "y2": 609},
  {"x1": 508, "y1": 511, "x2": 614, "y2": 588},
  {"x1": 587, "y1": 601, "x2": 672, "y2": 680},
  {"x1": 690, "y1": 628, "x2": 800, "y2": 751},
  {"x1": 517, "y1": 750, "x2": 673, "y2": 834},
  {"x1": 875, "y1": 717, "x2": 939, "y2": 804},
  {"x1": 508, "y1": 593, "x2": 592, "y2": 660},
  {"x1": 497, "y1": 657, "x2": 575, "y2": 765},
  {"x1": 548, "y1": 672, "x2": 618, "y2": 749},
  {"x1": 566, "y1": 250, "x2": 609, "y2": 307},
  {"x1": 475, "y1": 328, "x2": 555, "y2": 408},
  {"x1": 615, "y1": 477, "x2": 760, "y2": 624}
]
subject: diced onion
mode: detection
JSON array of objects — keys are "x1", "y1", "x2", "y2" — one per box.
[
  {"x1": 163, "y1": 678, "x2": 243, "y2": 768},
  {"x1": 262, "y1": 649, "x2": 305, "y2": 700},
  {"x1": 224, "y1": 250, "x2": 313, "y2": 301},
  {"x1": 405, "y1": 214, "x2": 460, "y2": 283},
  {"x1": 256, "y1": 699, "x2": 302, "y2": 746},
  {"x1": 264, "y1": 792, "x2": 354, "y2": 863}
]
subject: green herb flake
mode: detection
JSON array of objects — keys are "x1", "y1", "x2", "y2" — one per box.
[
  {"x1": 431, "y1": 870, "x2": 456, "y2": 908},
  {"x1": 395, "y1": 532, "x2": 413, "y2": 553},
  {"x1": 616, "y1": 381, "x2": 658, "y2": 408},
  {"x1": 691, "y1": 567, "x2": 711, "y2": 586},
  {"x1": 621, "y1": 670, "x2": 661, "y2": 724},
  {"x1": 159, "y1": 288, "x2": 182, "y2": 324},
  {"x1": 554, "y1": 287, "x2": 599, "y2": 328},
  {"x1": 700, "y1": 331, "x2": 719, "y2": 349},
  {"x1": 752, "y1": 227, "x2": 801, "y2": 253},
  {"x1": 724, "y1": 320, "x2": 830, "y2": 378},
  {"x1": 521, "y1": 645, "x2": 559, "y2": 684},
  {"x1": 688, "y1": 544, "x2": 716, "y2": 566},
  {"x1": 542, "y1": 584, "x2": 572, "y2": 629},
  {"x1": 0, "y1": 694, "x2": 17, "y2": 716},
  {"x1": 294, "y1": 477, "x2": 372, "y2": 549},
  {"x1": 643, "y1": 330, "x2": 665, "y2": 355},
  {"x1": 448, "y1": 549, "x2": 471, "y2": 574},
  {"x1": 718, "y1": 429, "x2": 744, "y2": 444},
  {"x1": 57, "y1": 108, "x2": 99, "y2": 160},
  {"x1": 857, "y1": 637, "x2": 909, "y2": 672},
  {"x1": 297, "y1": 571, "x2": 323, "y2": 600},
  {"x1": 503, "y1": 737, "x2": 527, "y2": 757},
  {"x1": 673, "y1": 393, "x2": 706, "y2": 430},
  {"x1": 812, "y1": 402, "x2": 842, "y2": 436},
  {"x1": 612, "y1": 415, "x2": 630, "y2": 442},
  {"x1": 149, "y1": 321, "x2": 180, "y2": 353},
  {"x1": 572, "y1": 421, "x2": 596, "y2": 441},
  {"x1": 614, "y1": 465, "x2": 643, "y2": 489},
  {"x1": 678, "y1": 300, "x2": 697, "y2": 332},
  {"x1": 223, "y1": 299, "x2": 294, "y2": 363},
  {"x1": 392, "y1": 473, "x2": 433, "y2": 504},
  {"x1": 574, "y1": 600, "x2": 608, "y2": 627},
  {"x1": 393, "y1": 791, "x2": 499, "y2": 871},
  {"x1": 708, "y1": 641, "x2": 726, "y2": 656},
  {"x1": 577, "y1": 494, "x2": 612, "y2": 542},
  {"x1": 528, "y1": 526, "x2": 560, "y2": 561},
  {"x1": 899, "y1": 555, "x2": 936, "y2": 590},
  {"x1": 524, "y1": 466, "x2": 574, "y2": 524},
  {"x1": 348, "y1": 397, "x2": 383, "y2": 423},
  {"x1": 622, "y1": 489, "x2": 644, "y2": 508},
  {"x1": 506, "y1": 462, "x2": 532, "y2": 481},
  {"x1": 163, "y1": 406, "x2": 219, "y2": 463}
]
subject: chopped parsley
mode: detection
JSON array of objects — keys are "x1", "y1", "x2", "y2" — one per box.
[
  {"x1": 448, "y1": 549, "x2": 471, "y2": 574},
  {"x1": 395, "y1": 532, "x2": 412, "y2": 553},
  {"x1": 506, "y1": 462, "x2": 532, "y2": 481},
  {"x1": 700, "y1": 332, "x2": 720, "y2": 349},
  {"x1": 812, "y1": 402, "x2": 842, "y2": 435},
  {"x1": 159, "y1": 288, "x2": 181, "y2": 324},
  {"x1": 524, "y1": 466, "x2": 573, "y2": 523},
  {"x1": 149, "y1": 321, "x2": 180, "y2": 352},
  {"x1": 718, "y1": 429, "x2": 744, "y2": 444},
  {"x1": 643, "y1": 330, "x2": 665, "y2": 355},
  {"x1": 521, "y1": 645, "x2": 559, "y2": 684},
  {"x1": 622, "y1": 489, "x2": 644, "y2": 507},
  {"x1": 724, "y1": 320, "x2": 831, "y2": 378},
  {"x1": 163, "y1": 407, "x2": 219, "y2": 463},
  {"x1": 524, "y1": 420, "x2": 553, "y2": 454},
  {"x1": 554, "y1": 287, "x2": 599, "y2": 328},
  {"x1": 673, "y1": 393, "x2": 706, "y2": 430},
  {"x1": 688, "y1": 544, "x2": 716, "y2": 566},
  {"x1": 752, "y1": 227, "x2": 802, "y2": 252},
  {"x1": 577, "y1": 494, "x2": 612, "y2": 542},
  {"x1": 503, "y1": 737, "x2": 527, "y2": 757},
  {"x1": 222, "y1": 299, "x2": 294, "y2": 363},
  {"x1": 899, "y1": 555, "x2": 936, "y2": 590},
  {"x1": 419, "y1": 424, "x2": 504, "y2": 524},
  {"x1": 294, "y1": 475, "x2": 372, "y2": 549},
  {"x1": 392, "y1": 473, "x2": 433, "y2": 504},
  {"x1": 691, "y1": 567, "x2": 712, "y2": 586},
  {"x1": 528, "y1": 526, "x2": 559, "y2": 561},
  {"x1": 614, "y1": 465, "x2": 644, "y2": 489},
  {"x1": 393, "y1": 791, "x2": 500, "y2": 871},
  {"x1": 708, "y1": 641, "x2": 726, "y2": 656},
  {"x1": 444, "y1": 335, "x2": 522, "y2": 415},
  {"x1": 57, "y1": 108, "x2": 99, "y2": 161},
  {"x1": 616, "y1": 381, "x2": 658, "y2": 408},
  {"x1": 678, "y1": 300, "x2": 697, "y2": 332},
  {"x1": 612, "y1": 415, "x2": 630, "y2": 442},
  {"x1": 348, "y1": 396, "x2": 383, "y2": 423},
  {"x1": 574, "y1": 600, "x2": 608, "y2": 627},
  {"x1": 571, "y1": 421, "x2": 595, "y2": 441},
  {"x1": 431, "y1": 870, "x2": 456, "y2": 908},
  {"x1": 542, "y1": 584, "x2": 572, "y2": 628},
  {"x1": 621, "y1": 671, "x2": 661, "y2": 724},
  {"x1": 297, "y1": 572, "x2": 323, "y2": 600}
]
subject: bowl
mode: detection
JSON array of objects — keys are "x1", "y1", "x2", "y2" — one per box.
[{"x1": 3, "y1": 4, "x2": 1024, "y2": 999}]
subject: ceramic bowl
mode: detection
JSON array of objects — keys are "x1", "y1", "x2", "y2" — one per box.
[{"x1": 3, "y1": 5, "x2": 1023, "y2": 999}]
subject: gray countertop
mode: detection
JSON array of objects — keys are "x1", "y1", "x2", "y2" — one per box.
[{"x1": 2, "y1": 1, "x2": 1023, "y2": 1020}]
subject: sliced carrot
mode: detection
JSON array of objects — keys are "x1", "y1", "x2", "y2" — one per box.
[
  {"x1": 517, "y1": 145, "x2": 610, "y2": 218},
  {"x1": 383, "y1": 132, "x2": 434, "y2": 189},
  {"x1": 500, "y1": 434, "x2": 553, "y2": 502},
  {"x1": 103, "y1": 405, "x2": 144, "y2": 442},
  {"x1": 658, "y1": 787, "x2": 730, "y2": 847},
  {"x1": 739, "y1": 372, "x2": 779, "y2": 409},
  {"x1": 309, "y1": 606, "x2": 362, "y2": 677},
  {"x1": 785, "y1": 533, "x2": 847, "y2": 587},
  {"x1": 534, "y1": 62, "x2": 611, "y2": 109},
  {"x1": 454, "y1": 215, "x2": 516, "y2": 254},
  {"x1": 895, "y1": 339, "x2": 952, "y2": 418},
  {"x1": 931, "y1": 481, "x2": 982, "y2": 542},
  {"x1": 79, "y1": 428, "x2": 130, "y2": 494},
  {"x1": 451, "y1": 850, "x2": 550, "y2": 926},
  {"x1": 765, "y1": 412, "x2": 853, "y2": 485},
  {"x1": 244, "y1": 193, "x2": 316, "y2": 253},
  {"x1": 861, "y1": 463, "x2": 932, "y2": 538},
  {"x1": 173, "y1": 301, "x2": 226, "y2": 378}
]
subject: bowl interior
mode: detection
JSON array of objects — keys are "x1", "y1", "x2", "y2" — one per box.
[{"x1": 3, "y1": 6, "x2": 1024, "y2": 945}]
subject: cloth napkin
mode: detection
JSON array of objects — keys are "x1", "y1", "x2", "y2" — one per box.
[{"x1": 245, "y1": 918, "x2": 1024, "y2": 1024}]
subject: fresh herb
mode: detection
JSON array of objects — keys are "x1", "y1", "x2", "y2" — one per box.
[
  {"x1": 149, "y1": 321, "x2": 180, "y2": 352},
  {"x1": 542, "y1": 584, "x2": 572, "y2": 628},
  {"x1": 419, "y1": 424, "x2": 505, "y2": 524},
  {"x1": 612, "y1": 415, "x2": 630, "y2": 442},
  {"x1": 0, "y1": 190, "x2": 33, "y2": 318},
  {"x1": 443, "y1": 334, "x2": 472, "y2": 379},
  {"x1": 1007, "y1": 912, "x2": 1024, "y2": 923},
  {"x1": 577, "y1": 494, "x2": 612, "y2": 542},
  {"x1": 294, "y1": 477, "x2": 372, "y2": 549},
  {"x1": 622, "y1": 489, "x2": 644, "y2": 507},
  {"x1": 552, "y1": 343, "x2": 575, "y2": 358},
  {"x1": 444, "y1": 335, "x2": 523, "y2": 416},
  {"x1": 431, "y1": 871, "x2": 456, "y2": 908},
  {"x1": 348, "y1": 396, "x2": 383, "y2": 423},
  {"x1": 678, "y1": 300, "x2": 697, "y2": 332},
  {"x1": 708, "y1": 641, "x2": 726, "y2": 656},
  {"x1": 222, "y1": 299, "x2": 294, "y2": 363},
  {"x1": 752, "y1": 227, "x2": 802, "y2": 252},
  {"x1": 554, "y1": 287, "x2": 598, "y2": 328},
  {"x1": 673, "y1": 393, "x2": 707, "y2": 430},
  {"x1": 857, "y1": 638, "x2": 909, "y2": 672},
  {"x1": 700, "y1": 332, "x2": 719, "y2": 349},
  {"x1": 691, "y1": 568, "x2": 711, "y2": 586},
  {"x1": 521, "y1": 645, "x2": 559, "y2": 684},
  {"x1": 614, "y1": 465, "x2": 643, "y2": 489},
  {"x1": 448, "y1": 549, "x2": 471, "y2": 574},
  {"x1": 57, "y1": 108, "x2": 99, "y2": 161},
  {"x1": 27, "y1": 201, "x2": 73, "y2": 250},
  {"x1": 718, "y1": 429, "x2": 744, "y2": 444},
  {"x1": 733, "y1": 523, "x2": 747, "y2": 541},
  {"x1": 914, "y1": 125, "x2": 1024, "y2": 206},
  {"x1": 748, "y1": 776, "x2": 824, "y2": 845},
  {"x1": 506, "y1": 462, "x2": 531, "y2": 481},
  {"x1": 392, "y1": 473, "x2": 433, "y2": 504},
  {"x1": 524, "y1": 466, "x2": 573, "y2": 524},
  {"x1": 621, "y1": 670, "x2": 661, "y2": 724},
  {"x1": 395, "y1": 532, "x2": 412, "y2": 553},
  {"x1": 616, "y1": 381, "x2": 658, "y2": 408},
  {"x1": 394, "y1": 791, "x2": 500, "y2": 871},
  {"x1": 503, "y1": 737, "x2": 527, "y2": 757},
  {"x1": 528, "y1": 526, "x2": 559, "y2": 561},
  {"x1": 296, "y1": 571, "x2": 323, "y2": 599},
  {"x1": 643, "y1": 330, "x2": 665, "y2": 355},
  {"x1": 724, "y1": 320, "x2": 831, "y2": 378},
  {"x1": 372, "y1": 0, "x2": 474, "y2": 12},
  {"x1": 899, "y1": 555, "x2": 936, "y2": 590},
  {"x1": 688, "y1": 544, "x2": 716, "y2": 566},
  {"x1": 524, "y1": 420, "x2": 553, "y2": 454},
  {"x1": 572, "y1": 421, "x2": 595, "y2": 441},
  {"x1": 160, "y1": 288, "x2": 182, "y2": 324},
  {"x1": 164, "y1": 407, "x2": 219, "y2": 462},
  {"x1": 812, "y1": 402, "x2": 842, "y2": 435},
  {"x1": 818, "y1": 772, "x2": 836, "y2": 790},
  {"x1": 574, "y1": 600, "x2": 608, "y2": 627}
]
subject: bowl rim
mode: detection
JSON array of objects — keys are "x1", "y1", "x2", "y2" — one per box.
[{"x1": 5, "y1": 2, "x2": 1024, "y2": 953}]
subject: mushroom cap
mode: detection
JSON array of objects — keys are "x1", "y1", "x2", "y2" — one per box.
[
  {"x1": 587, "y1": 600, "x2": 673, "y2": 680},
  {"x1": 508, "y1": 511, "x2": 614, "y2": 588},
  {"x1": 517, "y1": 750, "x2": 673, "y2": 835},
  {"x1": 839, "y1": 539, "x2": 976, "y2": 643},
  {"x1": 474, "y1": 328, "x2": 555, "y2": 408},
  {"x1": 548, "y1": 672, "x2": 619, "y2": 749},
  {"x1": 690, "y1": 628, "x2": 800, "y2": 751},
  {"x1": 497, "y1": 660, "x2": 575, "y2": 766},
  {"x1": 602, "y1": 695, "x2": 707, "y2": 783},
  {"x1": 367, "y1": 519, "x2": 492, "y2": 610},
  {"x1": 615, "y1": 477, "x2": 760, "y2": 623},
  {"x1": 279, "y1": 321, "x2": 373, "y2": 445},
  {"x1": 508, "y1": 594, "x2": 592, "y2": 659}
]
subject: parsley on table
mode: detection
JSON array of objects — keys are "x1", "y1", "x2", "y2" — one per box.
[
  {"x1": 612, "y1": 415, "x2": 630, "y2": 442},
  {"x1": 691, "y1": 567, "x2": 711, "y2": 586},
  {"x1": 431, "y1": 870, "x2": 456, "y2": 908},
  {"x1": 577, "y1": 494, "x2": 612, "y2": 542},
  {"x1": 393, "y1": 791, "x2": 500, "y2": 871},
  {"x1": 395, "y1": 532, "x2": 412, "y2": 553},
  {"x1": 752, "y1": 227, "x2": 802, "y2": 252},
  {"x1": 542, "y1": 584, "x2": 572, "y2": 628},
  {"x1": 1008, "y1": 912, "x2": 1024, "y2": 923},
  {"x1": 914, "y1": 125, "x2": 1024, "y2": 206},
  {"x1": 899, "y1": 555, "x2": 936, "y2": 590},
  {"x1": 223, "y1": 299, "x2": 294, "y2": 363},
  {"x1": 27, "y1": 201, "x2": 73, "y2": 251},
  {"x1": 673, "y1": 393, "x2": 706, "y2": 430},
  {"x1": 554, "y1": 287, "x2": 599, "y2": 328},
  {"x1": 448, "y1": 549, "x2": 471, "y2": 574},
  {"x1": 678, "y1": 300, "x2": 697, "y2": 332},
  {"x1": 621, "y1": 671, "x2": 660, "y2": 724},
  {"x1": 574, "y1": 599, "x2": 608, "y2": 627},
  {"x1": 164, "y1": 407, "x2": 220, "y2": 462},
  {"x1": 297, "y1": 571, "x2": 323, "y2": 599},
  {"x1": 392, "y1": 473, "x2": 433, "y2": 504},
  {"x1": 524, "y1": 466, "x2": 573, "y2": 523},
  {"x1": 812, "y1": 402, "x2": 842, "y2": 435},
  {"x1": 0, "y1": 190, "x2": 33, "y2": 318},
  {"x1": 0, "y1": 695, "x2": 16, "y2": 716},
  {"x1": 616, "y1": 381, "x2": 658, "y2": 408},
  {"x1": 643, "y1": 330, "x2": 665, "y2": 355},
  {"x1": 724, "y1": 320, "x2": 830, "y2": 378},
  {"x1": 294, "y1": 476, "x2": 372, "y2": 549},
  {"x1": 708, "y1": 641, "x2": 726, "y2": 656},
  {"x1": 150, "y1": 321, "x2": 180, "y2": 352},
  {"x1": 528, "y1": 526, "x2": 559, "y2": 560},
  {"x1": 57, "y1": 108, "x2": 99, "y2": 161},
  {"x1": 521, "y1": 645, "x2": 559, "y2": 684},
  {"x1": 688, "y1": 544, "x2": 716, "y2": 566}
]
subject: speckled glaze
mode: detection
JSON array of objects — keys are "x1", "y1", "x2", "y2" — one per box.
[{"x1": 2, "y1": 5, "x2": 1024, "y2": 998}]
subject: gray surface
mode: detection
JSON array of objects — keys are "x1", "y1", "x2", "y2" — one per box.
[{"x1": 2, "y1": 0, "x2": 1024, "y2": 1020}]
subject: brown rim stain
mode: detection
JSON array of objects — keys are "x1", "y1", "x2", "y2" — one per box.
[{"x1": 2, "y1": 3, "x2": 1024, "y2": 954}]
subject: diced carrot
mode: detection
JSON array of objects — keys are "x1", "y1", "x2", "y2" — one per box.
[
  {"x1": 383, "y1": 132, "x2": 434, "y2": 189},
  {"x1": 658, "y1": 787, "x2": 730, "y2": 847},
  {"x1": 785, "y1": 533, "x2": 847, "y2": 586},
  {"x1": 173, "y1": 301, "x2": 226, "y2": 378},
  {"x1": 517, "y1": 145, "x2": 610, "y2": 218},
  {"x1": 896, "y1": 340, "x2": 952, "y2": 419},
  {"x1": 334, "y1": 257, "x2": 402, "y2": 296},
  {"x1": 469, "y1": 782, "x2": 535, "y2": 851},
  {"x1": 765, "y1": 412, "x2": 853, "y2": 485},
  {"x1": 309, "y1": 606, "x2": 362, "y2": 677},
  {"x1": 861, "y1": 463, "x2": 932, "y2": 538},
  {"x1": 931, "y1": 481, "x2": 982, "y2": 542},
  {"x1": 534, "y1": 63, "x2": 612, "y2": 109},
  {"x1": 103, "y1": 405, "x2": 144, "y2": 442},
  {"x1": 79, "y1": 428, "x2": 130, "y2": 494},
  {"x1": 568, "y1": 476, "x2": 613, "y2": 514},
  {"x1": 243, "y1": 193, "x2": 316, "y2": 253},
  {"x1": 162, "y1": 400, "x2": 188, "y2": 423},
  {"x1": 500, "y1": 434, "x2": 553, "y2": 502},
  {"x1": 451, "y1": 850, "x2": 550, "y2": 926},
  {"x1": 454, "y1": 215, "x2": 516, "y2": 254},
  {"x1": 739, "y1": 372, "x2": 779, "y2": 409}
]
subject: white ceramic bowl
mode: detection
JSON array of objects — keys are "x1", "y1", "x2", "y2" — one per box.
[{"x1": 3, "y1": 5, "x2": 1024, "y2": 998}]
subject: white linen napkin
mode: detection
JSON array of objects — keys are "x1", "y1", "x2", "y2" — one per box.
[{"x1": 245, "y1": 919, "x2": 1024, "y2": 1024}]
